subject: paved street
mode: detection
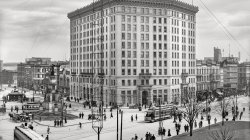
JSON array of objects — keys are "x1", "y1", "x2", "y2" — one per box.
[{"x1": 0, "y1": 86, "x2": 249, "y2": 140}]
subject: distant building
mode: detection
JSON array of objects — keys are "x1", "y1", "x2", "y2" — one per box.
[
  {"x1": 17, "y1": 57, "x2": 52, "y2": 91},
  {"x1": 220, "y1": 57, "x2": 239, "y2": 89},
  {"x1": 68, "y1": 0, "x2": 199, "y2": 106},
  {"x1": 205, "y1": 47, "x2": 240, "y2": 63},
  {"x1": 214, "y1": 47, "x2": 222, "y2": 62},
  {"x1": 2, "y1": 63, "x2": 18, "y2": 71},
  {"x1": 0, "y1": 69, "x2": 15, "y2": 85},
  {"x1": 238, "y1": 62, "x2": 250, "y2": 95},
  {"x1": 196, "y1": 59, "x2": 220, "y2": 93}
]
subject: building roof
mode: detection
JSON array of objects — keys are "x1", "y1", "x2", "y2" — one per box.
[
  {"x1": 68, "y1": 0, "x2": 199, "y2": 19},
  {"x1": 8, "y1": 91, "x2": 24, "y2": 96}
]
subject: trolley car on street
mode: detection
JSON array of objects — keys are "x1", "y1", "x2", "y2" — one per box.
[
  {"x1": 22, "y1": 102, "x2": 40, "y2": 114},
  {"x1": 144, "y1": 104, "x2": 176, "y2": 122},
  {"x1": 14, "y1": 126, "x2": 45, "y2": 140}
]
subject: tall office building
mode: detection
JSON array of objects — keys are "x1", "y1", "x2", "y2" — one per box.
[
  {"x1": 214, "y1": 47, "x2": 222, "y2": 62},
  {"x1": 68, "y1": 0, "x2": 198, "y2": 106}
]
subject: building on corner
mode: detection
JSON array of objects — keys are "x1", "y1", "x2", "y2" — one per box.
[{"x1": 67, "y1": 0, "x2": 199, "y2": 106}]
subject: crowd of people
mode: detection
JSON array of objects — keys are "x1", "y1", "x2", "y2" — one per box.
[
  {"x1": 54, "y1": 119, "x2": 64, "y2": 127},
  {"x1": 131, "y1": 114, "x2": 138, "y2": 122}
]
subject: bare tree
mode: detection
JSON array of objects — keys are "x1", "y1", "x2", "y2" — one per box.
[
  {"x1": 181, "y1": 91, "x2": 205, "y2": 136},
  {"x1": 212, "y1": 96, "x2": 233, "y2": 125},
  {"x1": 208, "y1": 126, "x2": 235, "y2": 140}
]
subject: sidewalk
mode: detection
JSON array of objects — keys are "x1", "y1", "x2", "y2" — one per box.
[{"x1": 166, "y1": 121, "x2": 250, "y2": 140}]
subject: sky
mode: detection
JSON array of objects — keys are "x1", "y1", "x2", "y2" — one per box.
[{"x1": 0, "y1": 0, "x2": 249, "y2": 63}]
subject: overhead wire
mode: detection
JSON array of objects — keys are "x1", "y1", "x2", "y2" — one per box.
[
  {"x1": 197, "y1": 0, "x2": 250, "y2": 58},
  {"x1": 25, "y1": 0, "x2": 54, "y2": 58}
]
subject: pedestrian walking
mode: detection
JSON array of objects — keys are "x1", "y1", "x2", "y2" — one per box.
[
  {"x1": 214, "y1": 117, "x2": 217, "y2": 124},
  {"x1": 79, "y1": 122, "x2": 82, "y2": 128},
  {"x1": 151, "y1": 134, "x2": 156, "y2": 140},
  {"x1": 104, "y1": 114, "x2": 107, "y2": 121},
  {"x1": 46, "y1": 135, "x2": 49, "y2": 140},
  {"x1": 65, "y1": 117, "x2": 67, "y2": 123},
  {"x1": 131, "y1": 115, "x2": 134, "y2": 122},
  {"x1": 60, "y1": 120, "x2": 63, "y2": 126},
  {"x1": 47, "y1": 126, "x2": 50, "y2": 134},
  {"x1": 176, "y1": 128, "x2": 179, "y2": 135},
  {"x1": 163, "y1": 127, "x2": 166, "y2": 136},
  {"x1": 240, "y1": 112, "x2": 243, "y2": 120},
  {"x1": 194, "y1": 120, "x2": 197, "y2": 128},
  {"x1": 187, "y1": 125, "x2": 189, "y2": 132},
  {"x1": 136, "y1": 114, "x2": 138, "y2": 121},
  {"x1": 57, "y1": 120, "x2": 60, "y2": 126},
  {"x1": 168, "y1": 129, "x2": 171, "y2": 136},
  {"x1": 110, "y1": 112, "x2": 113, "y2": 118},
  {"x1": 11, "y1": 106, "x2": 13, "y2": 112},
  {"x1": 54, "y1": 120, "x2": 56, "y2": 127},
  {"x1": 135, "y1": 134, "x2": 138, "y2": 140}
]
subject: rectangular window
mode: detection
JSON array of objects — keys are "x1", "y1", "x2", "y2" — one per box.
[
  {"x1": 133, "y1": 25, "x2": 137, "y2": 31},
  {"x1": 122, "y1": 42, "x2": 125, "y2": 49},
  {"x1": 133, "y1": 79, "x2": 137, "y2": 85},
  {"x1": 122, "y1": 24, "x2": 125, "y2": 31},
  {"x1": 122, "y1": 51, "x2": 125, "y2": 58},
  {"x1": 122, "y1": 15, "x2": 125, "y2": 22},
  {"x1": 122, "y1": 80, "x2": 125, "y2": 86},
  {"x1": 122, "y1": 69, "x2": 125, "y2": 75},
  {"x1": 133, "y1": 51, "x2": 137, "y2": 58},
  {"x1": 133, "y1": 69, "x2": 137, "y2": 75},
  {"x1": 127, "y1": 42, "x2": 131, "y2": 49},
  {"x1": 122, "y1": 60, "x2": 125, "y2": 67},
  {"x1": 127, "y1": 24, "x2": 131, "y2": 31},
  {"x1": 122, "y1": 33, "x2": 125, "y2": 40},
  {"x1": 141, "y1": 16, "x2": 144, "y2": 23},
  {"x1": 128, "y1": 69, "x2": 131, "y2": 75},
  {"x1": 164, "y1": 79, "x2": 167, "y2": 85}
]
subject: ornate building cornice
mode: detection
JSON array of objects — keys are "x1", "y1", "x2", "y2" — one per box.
[{"x1": 67, "y1": 0, "x2": 198, "y2": 19}]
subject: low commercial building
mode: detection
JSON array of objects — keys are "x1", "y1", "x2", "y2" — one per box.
[
  {"x1": 238, "y1": 62, "x2": 250, "y2": 95},
  {"x1": 196, "y1": 59, "x2": 220, "y2": 93}
]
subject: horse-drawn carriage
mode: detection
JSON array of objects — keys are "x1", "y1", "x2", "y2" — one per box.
[{"x1": 9, "y1": 112, "x2": 31, "y2": 122}]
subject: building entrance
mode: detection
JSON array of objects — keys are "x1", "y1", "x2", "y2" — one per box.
[{"x1": 142, "y1": 91, "x2": 148, "y2": 105}]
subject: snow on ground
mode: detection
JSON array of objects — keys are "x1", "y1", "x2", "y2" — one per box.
[{"x1": 0, "y1": 86, "x2": 249, "y2": 140}]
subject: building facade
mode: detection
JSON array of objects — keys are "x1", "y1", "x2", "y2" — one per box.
[
  {"x1": 220, "y1": 57, "x2": 238, "y2": 89},
  {"x1": 196, "y1": 60, "x2": 220, "y2": 93},
  {"x1": 17, "y1": 57, "x2": 52, "y2": 91},
  {"x1": 238, "y1": 62, "x2": 250, "y2": 95},
  {"x1": 68, "y1": 0, "x2": 198, "y2": 106},
  {"x1": 214, "y1": 47, "x2": 222, "y2": 62}
]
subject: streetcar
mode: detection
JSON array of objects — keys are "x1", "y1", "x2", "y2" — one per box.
[
  {"x1": 22, "y1": 102, "x2": 41, "y2": 114},
  {"x1": 14, "y1": 126, "x2": 45, "y2": 140},
  {"x1": 144, "y1": 104, "x2": 175, "y2": 122}
]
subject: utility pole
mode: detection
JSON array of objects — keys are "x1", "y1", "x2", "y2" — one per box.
[
  {"x1": 158, "y1": 98, "x2": 163, "y2": 140},
  {"x1": 120, "y1": 111, "x2": 123, "y2": 140},
  {"x1": 117, "y1": 107, "x2": 119, "y2": 140}
]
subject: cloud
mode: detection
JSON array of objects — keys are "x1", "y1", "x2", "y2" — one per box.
[{"x1": 0, "y1": 0, "x2": 249, "y2": 62}]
